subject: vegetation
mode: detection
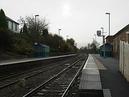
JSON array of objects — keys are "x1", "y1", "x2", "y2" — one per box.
[
  {"x1": 0, "y1": 9, "x2": 13, "y2": 50},
  {"x1": 19, "y1": 16, "x2": 77, "y2": 56},
  {"x1": 0, "y1": 9, "x2": 78, "y2": 58},
  {"x1": 79, "y1": 39, "x2": 100, "y2": 54}
]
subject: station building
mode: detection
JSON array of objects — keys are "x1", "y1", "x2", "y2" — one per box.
[
  {"x1": 106, "y1": 24, "x2": 129, "y2": 58},
  {"x1": 6, "y1": 16, "x2": 19, "y2": 33}
]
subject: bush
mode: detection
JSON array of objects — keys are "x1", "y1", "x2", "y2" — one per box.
[
  {"x1": 13, "y1": 34, "x2": 33, "y2": 56},
  {"x1": 0, "y1": 29, "x2": 13, "y2": 50}
]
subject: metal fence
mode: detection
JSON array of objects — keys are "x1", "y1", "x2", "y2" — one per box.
[{"x1": 119, "y1": 41, "x2": 129, "y2": 81}]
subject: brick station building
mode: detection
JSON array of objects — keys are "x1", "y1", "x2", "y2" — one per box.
[{"x1": 106, "y1": 24, "x2": 129, "y2": 58}]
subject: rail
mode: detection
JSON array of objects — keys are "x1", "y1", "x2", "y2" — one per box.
[
  {"x1": 22, "y1": 57, "x2": 81, "y2": 97},
  {"x1": 61, "y1": 56, "x2": 87, "y2": 97}
]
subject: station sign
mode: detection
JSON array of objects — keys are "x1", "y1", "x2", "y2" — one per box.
[{"x1": 97, "y1": 30, "x2": 101, "y2": 37}]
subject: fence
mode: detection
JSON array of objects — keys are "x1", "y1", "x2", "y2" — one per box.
[{"x1": 119, "y1": 41, "x2": 129, "y2": 81}]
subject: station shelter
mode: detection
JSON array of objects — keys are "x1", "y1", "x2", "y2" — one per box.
[
  {"x1": 34, "y1": 43, "x2": 49, "y2": 57},
  {"x1": 99, "y1": 43, "x2": 113, "y2": 57}
]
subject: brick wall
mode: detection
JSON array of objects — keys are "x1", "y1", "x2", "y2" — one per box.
[{"x1": 113, "y1": 31, "x2": 129, "y2": 58}]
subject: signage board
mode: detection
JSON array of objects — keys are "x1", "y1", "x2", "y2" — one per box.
[{"x1": 97, "y1": 30, "x2": 101, "y2": 36}]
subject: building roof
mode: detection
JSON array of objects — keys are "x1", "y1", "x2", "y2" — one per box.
[
  {"x1": 100, "y1": 43, "x2": 112, "y2": 46},
  {"x1": 106, "y1": 35, "x2": 114, "y2": 39},
  {"x1": 34, "y1": 43, "x2": 49, "y2": 48},
  {"x1": 6, "y1": 16, "x2": 19, "y2": 25},
  {"x1": 113, "y1": 24, "x2": 129, "y2": 38}
]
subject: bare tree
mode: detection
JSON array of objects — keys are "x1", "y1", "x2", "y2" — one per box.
[{"x1": 19, "y1": 16, "x2": 49, "y2": 43}]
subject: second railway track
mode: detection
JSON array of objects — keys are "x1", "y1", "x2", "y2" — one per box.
[
  {"x1": 23, "y1": 55, "x2": 87, "y2": 97},
  {"x1": 0, "y1": 54, "x2": 86, "y2": 97},
  {"x1": 0, "y1": 56, "x2": 77, "y2": 89}
]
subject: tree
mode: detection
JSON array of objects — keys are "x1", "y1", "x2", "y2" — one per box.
[
  {"x1": 13, "y1": 33, "x2": 33, "y2": 55},
  {"x1": 66, "y1": 38, "x2": 77, "y2": 52},
  {"x1": 18, "y1": 16, "x2": 78, "y2": 55},
  {"x1": 22, "y1": 23, "x2": 28, "y2": 34},
  {"x1": 79, "y1": 40, "x2": 99, "y2": 54},
  {"x1": 90, "y1": 42, "x2": 97, "y2": 53},
  {"x1": 20, "y1": 23, "x2": 30, "y2": 41},
  {"x1": 92, "y1": 39, "x2": 100, "y2": 48},
  {"x1": 42, "y1": 29, "x2": 48, "y2": 36},
  {"x1": 66, "y1": 38, "x2": 75, "y2": 46},
  {"x1": 0, "y1": 9, "x2": 13, "y2": 50},
  {"x1": 19, "y1": 16, "x2": 49, "y2": 43},
  {"x1": 0, "y1": 9, "x2": 8, "y2": 30}
]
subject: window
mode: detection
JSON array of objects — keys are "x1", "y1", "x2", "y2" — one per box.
[{"x1": 15, "y1": 24, "x2": 17, "y2": 31}]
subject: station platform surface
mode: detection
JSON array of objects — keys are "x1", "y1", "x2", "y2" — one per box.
[
  {"x1": 79, "y1": 54, "x2": 102, "y2": 90},
  {"x1": 79, "y1": 54, "x2": 103, "y2": 97},
  {"x1": 93, "y1": 54, "x2": 129, "y2": 97},
  {"x1": 0, "y1": 54, "x2": 76, "y2": 66}
]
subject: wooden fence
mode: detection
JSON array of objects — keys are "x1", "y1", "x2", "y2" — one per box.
[{"x1": 119, "y1": 41, "x2": 129, "y2": 81}]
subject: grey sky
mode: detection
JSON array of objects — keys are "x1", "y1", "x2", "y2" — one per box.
[{"x1": 1, "y1": 0, "x2": 129, "y2": 47}]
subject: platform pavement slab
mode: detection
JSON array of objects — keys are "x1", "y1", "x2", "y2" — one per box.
[
  {"x1": 79, "y1": 54, "x2": 102, "y2": 91},
  {"x1": 103, "y1": 89, "x2": 112, "y2": 97},
  {"x1": 93, "y1": 54, "x2": 129, "y2": 97}
]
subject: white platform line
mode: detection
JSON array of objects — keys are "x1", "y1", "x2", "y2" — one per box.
[{"x1": 103, "y1": 89, "x2": 112, "y2": 97}]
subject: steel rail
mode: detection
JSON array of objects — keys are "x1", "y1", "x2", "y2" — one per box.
[
  {"x1": 22, "y1": 58, "x2": 82, "y2": 97},
  {"x1": 61, "y1": 56, "x2": 87, "y2": 97},
  {"x1": 0, "y1": 55, "x2": 77, "y2": 81},
  {"x1": 0, "y1": 56, "x2": 78, "y2": 89}
]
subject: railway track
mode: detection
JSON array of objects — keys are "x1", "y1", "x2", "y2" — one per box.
[
  {"x1": 0, "y1": 57, "x2": 76, "y2": 88},
  {"x1": 0, "y1": 55, "x2": 84, "y2": 97},
  {"x1": 0, "y1": 56, "x2": 77, "y2": 81},
  {"x1": 23, "y1": 56, "x2": 87, "y2": 97}
]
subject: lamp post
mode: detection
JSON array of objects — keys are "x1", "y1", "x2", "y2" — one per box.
[
  {"x1": 58, "y1": 29, "x2": 61, "y2": 49},
  {"x1": 35, "y1": 15, "x2": 39, "y2": 31},
  {"x1": 101, "y1": 27, "x2": 105, "y2": 44},
  {"x1": 101, "y1": 27, "x2": 106, "y2": 58},
  {"x1": 66, "y1": 35, "x2": 69, "y2": 40},
  {"x1": 58, "y1": 29, "x2": 61, "y2": 36},
  {"x1": 34, "y1": 15, "x2": 39, "y2": 44},
  {"x1": 94, "y1": 34, "x2": 97, "y2": 41},
  {"x1": 106, "y1": 12, "x2": 111, "y2": 35}
]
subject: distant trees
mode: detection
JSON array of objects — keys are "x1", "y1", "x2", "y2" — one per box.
[
  {"x1": 66, "y1": 38, "x2": 77, "y2": 52},
  {"x1": 18, "y1": 16, "x2": 78, "y2": 56},
  {"x1": 19, "y1": 16, "x2": 48, "y2": 43},
  {"x1": 0, "y1": 9, "x2": 78, "y2": 57},
  {"x1": 22, "y1": 23, "x2": 28, "y2": 35},
  {"x1": 0, "y1": 9, "x2": 13, "y2": 50},
  {"x1": 79, "y1": 40, "x2": 99, "y2": 54},
  {"x1": 0, "y1": 9, "x2": 8, "y2": 29},
  {"x1": 14, "y1": 16, "x2": 49, "y2": 55},
  {"x1": 12, "y1": 33, "x2": 33, "y2": 55}
]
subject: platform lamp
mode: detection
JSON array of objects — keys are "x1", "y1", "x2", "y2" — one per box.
[
  {"x1": 58, "y1": 28, "x2": 61, "y2": 49},
  {"x1": 34, "y1": 15, "x2": 39, "y2": 45},
  {"x1": 106, "y1": 12, "x2": 111, "y2": 35},
  {"x1": 101, "y1": 27, "x2": 106, "y2": 58},
  {"x1": 35, "y1": 15, "x2": 39, "y2": 31}
]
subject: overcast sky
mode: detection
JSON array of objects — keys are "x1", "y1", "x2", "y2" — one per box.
[{"x1": 1, "y1": 0, "x2": 129, "y2": 47}]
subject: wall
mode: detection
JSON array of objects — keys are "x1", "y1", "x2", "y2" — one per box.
[
  {"x1": 7, "y1": 20, "x2": 19, "y2": 33},
  {"x1": 106, "y1": 36, "x2": 113, "y2": 44},
  {"x1": 113, "y1": 32, "x2": 128, "y2": 58},
  {"x1": 119, "y1": 41, "x2": 129, "y2": 82}
]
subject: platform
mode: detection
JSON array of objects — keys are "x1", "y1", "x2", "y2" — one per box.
[
  {"x1": 79, "y1": 54, "x2": 103, "y2": 97},
  {"x1": 0, "y1": 54, "x2": 76, "y2": 66}
]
